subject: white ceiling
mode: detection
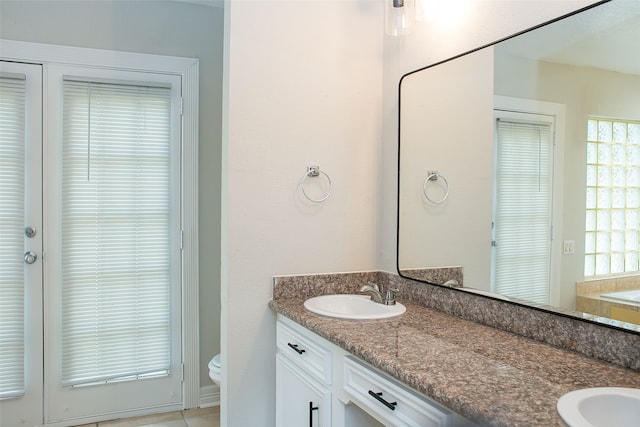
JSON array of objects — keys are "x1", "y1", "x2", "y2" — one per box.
[{"x1": 496, "y1": 0, "x2": 640, "y2": 76}]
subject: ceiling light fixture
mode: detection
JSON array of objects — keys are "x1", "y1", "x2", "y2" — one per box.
[{"x1": 385, "y1": 0, "x2": 415, "y2": 36}]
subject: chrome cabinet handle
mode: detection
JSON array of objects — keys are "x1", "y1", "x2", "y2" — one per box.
[{"x1": 24, "y1": 251, "x2": 37, "y2": 264}]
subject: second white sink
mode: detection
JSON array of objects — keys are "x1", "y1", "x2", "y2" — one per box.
[
  {"x1": 304, "y1": 294, "x2": 406, "y2": 320},
  {"x1": 557, "y1": 387, "x2": 640, "y2": 427}
]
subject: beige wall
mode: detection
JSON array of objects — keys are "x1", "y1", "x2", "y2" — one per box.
[{"x1": 0, "y1": 0, "x2": 224, "y2": 389}]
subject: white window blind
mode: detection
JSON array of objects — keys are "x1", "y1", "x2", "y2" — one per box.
[
  {"x1": 0, "y1": 73, "x2": 26, "y2": 399},
  {"x1": 61, "y1": 78, "x2": 173, "y2": 386},
  {"x1": 493, "y1": 119, "x2": 553, "y2": 305}
]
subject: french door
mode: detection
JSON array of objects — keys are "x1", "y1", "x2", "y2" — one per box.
[
  {"x1": 1, "y1": 60, "x2": 183, "y2": 426},
  {"x1": 0, "y1": 60, "x2": 44, "y2": 427}
]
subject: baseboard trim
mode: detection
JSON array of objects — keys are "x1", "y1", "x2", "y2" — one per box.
[{"x1": 199, "y1": 384, "x2": 220, "y2": 408}]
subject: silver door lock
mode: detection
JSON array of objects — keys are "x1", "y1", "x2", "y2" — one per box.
[
  {"x1": 24, "y1": 251, "x2": 37, "y2": 264},
  {"x1": 25, "y1": 226, "x2": 37, "y2": 238}
]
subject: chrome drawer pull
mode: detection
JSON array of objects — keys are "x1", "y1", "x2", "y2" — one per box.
[
  {"x1": 287, "y1": 343, "x2": 306, "y2": 355},
  {"x1": 368, "y1": 390, "x2": 397, "y2": 410}
]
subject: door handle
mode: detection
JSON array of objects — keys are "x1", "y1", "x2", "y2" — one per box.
[{"x1": 24, "y1": 251, "x2": 37, "y2": 264}]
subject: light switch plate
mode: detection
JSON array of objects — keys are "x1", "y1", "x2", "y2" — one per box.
[{"x1": 563, "y1": 240, "x2": 575, "y2": 255}]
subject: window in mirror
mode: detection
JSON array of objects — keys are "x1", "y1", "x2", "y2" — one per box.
[
  {"x1": 492, "y1": 112, "x2": 555, "y2": 304},
  {"x1": 585, "y1": 118, "x2": 640, "y2": 277}
]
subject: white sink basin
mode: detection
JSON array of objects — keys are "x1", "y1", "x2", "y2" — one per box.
[
  {"x1": 303, "y1": 294, "x2": 406, "y2": 320},
  {"x1": 557, "y1": 387, "x2": 640, "y2": 427}
]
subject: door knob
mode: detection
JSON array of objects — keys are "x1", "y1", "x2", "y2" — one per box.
[{"x1": 24, "y1": 251, "x2": 37, "y2": 264}]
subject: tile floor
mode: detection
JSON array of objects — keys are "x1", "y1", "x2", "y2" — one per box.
[{"x1": 74, "y1": 406, "x2": 220, "y2": 427}]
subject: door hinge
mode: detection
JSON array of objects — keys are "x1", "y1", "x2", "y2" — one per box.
[
  {"x1": 181, "y1": 230, "x2": 184, "y2": 251},
  {"x1": 181, "y1": 362, "x2": 185, "y2": 382},
  {"x1": 180, "y1": 97, "x2": 184, "y2": 116}
]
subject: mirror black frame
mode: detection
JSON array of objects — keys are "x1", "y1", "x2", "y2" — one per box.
[{"x1": 396, "y1": 0, "x2": 640, "y2": 336}]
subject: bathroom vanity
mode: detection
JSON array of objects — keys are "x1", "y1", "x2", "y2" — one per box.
[
  {"x1": 270, "y1": 272, "x2": 640, "y2": 427},
  {"x1": 276, "y1": 314, "x2": 472, "y2": 427}
]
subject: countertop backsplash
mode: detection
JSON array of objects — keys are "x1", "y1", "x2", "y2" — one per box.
[{"x1": 273, "y1": 271, "x2": 640, "y2": 372}]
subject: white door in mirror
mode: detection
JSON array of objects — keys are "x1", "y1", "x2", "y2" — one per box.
[{"x1": 557, "y1": 387, "x2": 640, "y2": 427}]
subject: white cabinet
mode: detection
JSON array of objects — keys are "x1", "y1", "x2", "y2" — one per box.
[
  {"x1": 276, "y1": 318, "x2": 332, "y2": 427},
  {"x1": 275, "y1": 315, "x2": 476, "y2": 427},
  {"x1": 276, "y1": 353, "x2": 331, "y2": 427}
]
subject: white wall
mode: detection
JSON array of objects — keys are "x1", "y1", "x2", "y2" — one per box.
[
  {"x1": 0, "y1": 0, "x2": 224, "y2": 391},
  {"x1": 222, "y1": 1, "x2": 383, "y2": 425}
]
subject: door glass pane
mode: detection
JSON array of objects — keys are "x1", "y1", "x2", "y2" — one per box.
[
  {"x1": 61, "y1": 79, "x2": 172, "y2": 386},
  {"x1": 0, "y1": 60, "x2": 43, "y2": 427},
  {"x1": 0, "y1": 74, "x2": 26, "y2": 399}
]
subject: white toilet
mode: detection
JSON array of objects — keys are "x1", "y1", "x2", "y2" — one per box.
[{"x1": 208, "y1": 353, "x2": 221, "y2": 386}]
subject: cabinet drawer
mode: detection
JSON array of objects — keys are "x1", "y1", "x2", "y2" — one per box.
[
  {"x1": 344, "y1": 356, "x2": 452, "y2": 427},
  {"x1": 277, "y1": 318, "x2": 332, "y2": 385}
]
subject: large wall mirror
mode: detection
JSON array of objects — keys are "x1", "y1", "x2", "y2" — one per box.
[{"x1": 398, "y1": 0, "x2": 640, "y2": 334}]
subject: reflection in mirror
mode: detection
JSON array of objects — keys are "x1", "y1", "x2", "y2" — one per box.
[{"x1": 398, "y1": 0, "x2": 640, "y2": 333}]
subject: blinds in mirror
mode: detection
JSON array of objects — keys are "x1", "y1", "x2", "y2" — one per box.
[{"x1": 493, "y1": 118, "x2": 554, "y2": 305}]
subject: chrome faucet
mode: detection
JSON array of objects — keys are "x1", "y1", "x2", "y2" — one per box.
[
  {"x1": 359, "y1": 283, "x2": 399, "y2": 305},
  {"x1": 359, "y1": 283, "x2": 383, "y2": 303}
]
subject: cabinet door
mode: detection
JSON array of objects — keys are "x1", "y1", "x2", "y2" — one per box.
[{"x1": 276, "y1": 353, "x2": 331, "y2": 427}]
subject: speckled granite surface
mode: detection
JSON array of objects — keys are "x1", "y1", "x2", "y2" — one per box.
[
  {"x1": 271, "y1": 271, "x2": 640, "y2": 426},
  {"x1": 398, "y1": 266, "x2": 464, "y2": 285}
]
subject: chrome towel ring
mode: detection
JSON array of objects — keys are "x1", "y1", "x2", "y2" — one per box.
[
  {"x1": 301, "y1": 166, "x2": 332, "y2": 203},
  {"x1": 422, "y1": 170, "x2": 449, "y2": 204}
]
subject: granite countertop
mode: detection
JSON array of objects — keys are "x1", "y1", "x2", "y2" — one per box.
[{"x1": 269, "y1": 296, "x2": 640, "y2": 426}]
